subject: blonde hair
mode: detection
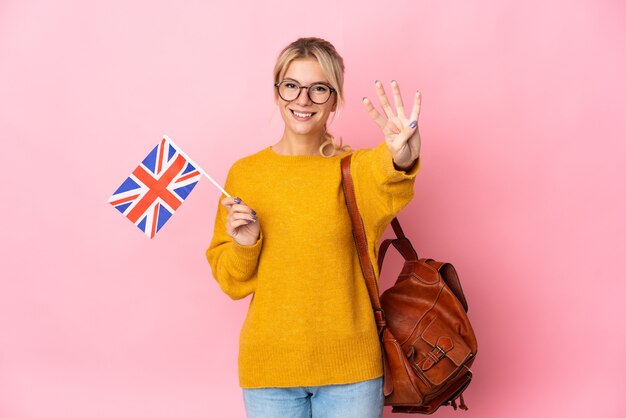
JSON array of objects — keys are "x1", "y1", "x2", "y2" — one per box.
[{"x1": 273, "y1": 37, "x2": 351, "y2": 157}]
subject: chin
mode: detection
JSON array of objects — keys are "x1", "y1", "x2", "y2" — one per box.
[{"x1": 289, "y1": 125, "x2": 322, "y2": 137}]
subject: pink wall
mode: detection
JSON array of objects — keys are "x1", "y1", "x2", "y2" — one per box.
[{"x1": 1, "y1": 0, "x2": 625, "y2": 417}]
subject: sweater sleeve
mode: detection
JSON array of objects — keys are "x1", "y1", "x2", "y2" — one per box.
[
  {"x1": 350, "y1": 142, "x2": 420, "y2": 236},
  {"x1": 205, "y1": 164, "x2": 262, "y2": 300}
]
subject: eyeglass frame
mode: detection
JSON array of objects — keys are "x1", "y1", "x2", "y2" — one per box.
[{"x1": 274, "y1": 80, "x2": 337, "y2": 105}]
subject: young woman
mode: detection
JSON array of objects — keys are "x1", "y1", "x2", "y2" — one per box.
[{"x1": 206, "y1": 37, "x2": 421, "y2": 418}]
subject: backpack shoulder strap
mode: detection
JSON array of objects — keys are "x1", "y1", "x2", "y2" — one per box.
[
  {"x1": 340, "y1": 154, "x2": 395, "y2": 397},
  {"x1": 340, "y1": 154, "x2": 385, "y2": 330}
]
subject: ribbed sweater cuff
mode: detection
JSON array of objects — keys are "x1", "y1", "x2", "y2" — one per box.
[
  {"x1": 230, "y1": 232, "x2": 263, "y2": 272},
  {"x1": 375, "y1": 142, "x2": 420, "y2": 180}
]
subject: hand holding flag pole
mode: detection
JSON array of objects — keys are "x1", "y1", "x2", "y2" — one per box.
[{"x1": 109, "y1": 134, "x2": 230, "y2": 238}]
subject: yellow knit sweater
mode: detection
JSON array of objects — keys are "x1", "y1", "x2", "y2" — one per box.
[{"x1": 206, "y1": 142, "x2": 419, "y2": 388}]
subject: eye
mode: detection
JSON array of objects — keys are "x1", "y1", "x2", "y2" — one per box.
[
  {"x1": 311, "y1": 84, "x2": 330, "y2": 93},
  {"x1": 284, "y1": 82, "x2": 299, "y2": 89}
]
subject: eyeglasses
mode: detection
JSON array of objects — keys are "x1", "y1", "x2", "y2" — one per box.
[{"x1": 274, "y1": 80, "x2": 336, "y2": 104}]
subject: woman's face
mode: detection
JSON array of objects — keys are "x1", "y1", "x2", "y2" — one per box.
[{"x1": 277, "y1": 58, "x2": 337, "y2": 139}]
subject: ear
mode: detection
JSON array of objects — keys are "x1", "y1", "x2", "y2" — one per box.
[{"x1": 331, "y1": 96, "x2": 337, "y2": 112}]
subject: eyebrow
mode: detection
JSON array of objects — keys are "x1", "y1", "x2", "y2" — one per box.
[{"x1": 283, "y1": 77, "x2": 330, "y2": 85}]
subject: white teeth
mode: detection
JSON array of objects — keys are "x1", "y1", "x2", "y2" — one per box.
[{"x1": 293, "y1": 110, "x2": 313, "y2": 118}]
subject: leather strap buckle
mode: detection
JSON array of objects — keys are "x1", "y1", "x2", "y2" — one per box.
[
  {"x1": 422, "y1": 343, "x2": 448, "y2": 371},
  {"x1": 434, "y1": 344, "x2": 447, "y2": 359}
]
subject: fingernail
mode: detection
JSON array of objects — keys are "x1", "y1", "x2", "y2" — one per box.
[
  {"x1": 409, "y1": 120, "x2": 417, "y2": 128},
  {"x1": 375, "y1": 80, "x2": 380, "y2": 85},
  {"x1": 234, "y1": 197, "x2": 241, "y2": 204},
  {"x1": 251, "y1": 209, "x2": 256, "y2": 216},
  {"x1": 252, "y1": 215, "x2": 257, "y2": 221},
  {"x1": 391, "y1": 80, "x2": 397, "y2": 85},
  {"x1": 362, "y1": 97, "x2": 367, "y2": 102}
]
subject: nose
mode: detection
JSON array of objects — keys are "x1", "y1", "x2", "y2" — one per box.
[{"x1": 295, "y1": 86, "x2": 312, "y2": 106}]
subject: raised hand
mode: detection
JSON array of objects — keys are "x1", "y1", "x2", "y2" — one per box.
[
  {"x1": 221, "y1": 196, "x2": 260, "y2": 246},
  {"x1": 363, "y1": 80, "x2": 421, "y2": 169}
]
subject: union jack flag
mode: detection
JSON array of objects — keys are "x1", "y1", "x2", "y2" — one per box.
[{"x1": 109, "y1": 135, "x2": 202, "y2": 238}]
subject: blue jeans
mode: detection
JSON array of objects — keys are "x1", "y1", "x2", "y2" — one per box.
[{"x1": 242, "y1": 376, "x2": 384, "y2": 418}]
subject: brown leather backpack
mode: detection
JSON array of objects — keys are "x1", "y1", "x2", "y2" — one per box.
[{"x1": 341, "y1": 155, "x2": 478, "y2": 414}]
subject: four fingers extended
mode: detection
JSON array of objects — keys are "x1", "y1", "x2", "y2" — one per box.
[{"x1": 363, "y1": 80, "x2": 421, "y2": 130}]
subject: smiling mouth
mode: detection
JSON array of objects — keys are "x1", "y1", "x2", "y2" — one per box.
[{"x1": 290, "y1": 109, "x2": 316, "y2": 119}]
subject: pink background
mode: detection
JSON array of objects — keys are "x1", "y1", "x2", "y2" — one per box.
[{"x1": 1, "y1": 0, "x2": 625, "y2": 417}]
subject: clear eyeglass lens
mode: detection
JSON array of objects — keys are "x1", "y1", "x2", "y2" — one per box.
[
  {"x1": 309, "y1": 83, "x2": 331, "y2": 103},
  {"x1": 278, "y1": 82, "x2": 300, "y2": 101}
]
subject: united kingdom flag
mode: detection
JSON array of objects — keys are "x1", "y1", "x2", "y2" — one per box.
[{"x1": 109, "y1": 135, "x2": 202, "y2": 238}]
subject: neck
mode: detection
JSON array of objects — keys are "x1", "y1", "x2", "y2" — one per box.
[{"x1": 273, "y1": 129, "x2": 326, "y2": 156}]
